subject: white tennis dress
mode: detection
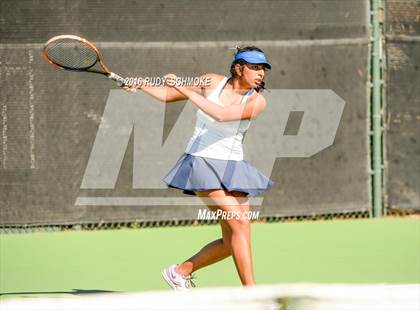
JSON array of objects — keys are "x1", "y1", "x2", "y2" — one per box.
[
  {"x1": 184, "y1": 76, "x2": 254, "y2": 161},
  {"x1": 163, "y1": 76, "x2": 273, "y2": 197}
]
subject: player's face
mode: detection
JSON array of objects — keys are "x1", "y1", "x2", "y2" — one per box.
[{"x1": 241, "y1": 63, "x2": 266, "y2": 88}]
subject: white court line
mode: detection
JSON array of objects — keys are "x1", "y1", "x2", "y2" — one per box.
[
  {"x1": 75, "y1": 196, "x2": 264, "y2": 206},
  {"x1": 0, "y1": 38, "x2": 370, "y2": 49},
  {"x1": 1, "y1": 284, "x2": 419, "y2": 310}
]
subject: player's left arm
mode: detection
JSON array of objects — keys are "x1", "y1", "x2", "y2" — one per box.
[{"x1": 215, "y1": 93, "x2": 267, "y2": 122}]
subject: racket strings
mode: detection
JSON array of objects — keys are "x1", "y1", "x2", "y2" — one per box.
[{"x1": 45, "y1": 39, "x2": 98, "y2": 70}]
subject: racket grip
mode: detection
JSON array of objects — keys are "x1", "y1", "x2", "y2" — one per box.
[{"x1": 109, "y1": 72, "x2": 126, "y2": 86}]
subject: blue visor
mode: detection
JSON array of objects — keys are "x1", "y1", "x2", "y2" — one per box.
[{"x1": 234, "y1": 51, "x2": 272, "y2": 69}]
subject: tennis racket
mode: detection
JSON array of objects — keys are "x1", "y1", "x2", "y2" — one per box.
[{"x1": 43, "y1": 35, "x2": 126, "y2": 86}]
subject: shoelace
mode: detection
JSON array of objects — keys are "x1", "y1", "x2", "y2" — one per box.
[{"x1": 183, "y1": 274, "x2": 196, "y2": 288}]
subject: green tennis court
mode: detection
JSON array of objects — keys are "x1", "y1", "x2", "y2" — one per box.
[{"x1": 1, "y1": 218, "x2": 419, "y2": 300}]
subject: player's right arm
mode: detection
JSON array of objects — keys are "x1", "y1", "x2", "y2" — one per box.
[
  {"x1": 123, "y1": 73, "x2": 221, "y2": 103},
  {"x1": 137, "y1": 83, "x2": 190, "y2": 103}
]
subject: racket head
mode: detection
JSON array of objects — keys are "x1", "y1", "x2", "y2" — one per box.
[{"x1": 43, "y1": 35, "x2": 110, "y2": 75}]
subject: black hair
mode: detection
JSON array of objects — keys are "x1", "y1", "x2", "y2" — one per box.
[{"x1": 230, "y1": 46, "x2": 267, "y2": 92}]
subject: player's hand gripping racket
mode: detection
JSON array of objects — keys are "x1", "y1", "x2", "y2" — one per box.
[{"x1": 43, "y1": 35, "x2": 126, "y2": 86}]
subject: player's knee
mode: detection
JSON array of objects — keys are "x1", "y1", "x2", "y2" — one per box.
[{"x1": 226, "y1": 217, "x2": 250, "y2": 232}]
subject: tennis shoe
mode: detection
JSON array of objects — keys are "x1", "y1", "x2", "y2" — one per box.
[{"x1": 162, "y1": 264, "x2": 196, "y2": 292}]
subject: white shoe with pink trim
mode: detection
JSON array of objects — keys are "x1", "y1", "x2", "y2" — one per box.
[{"x1": 161, "y1": 264, "x2": 196, "y2": 292}]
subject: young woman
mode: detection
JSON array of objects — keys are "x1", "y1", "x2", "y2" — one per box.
[{"x1": 126, "y1": 46, "x2": 274, "y2": 290}]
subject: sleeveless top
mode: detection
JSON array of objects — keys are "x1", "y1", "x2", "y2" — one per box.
[{"x1": 184, "y1": 76, "x2": 255, "y2": 161}]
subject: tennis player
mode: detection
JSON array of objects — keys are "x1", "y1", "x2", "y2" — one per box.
[{"x1": 126, "y1": 46, "x2": 274, "y2": 290}]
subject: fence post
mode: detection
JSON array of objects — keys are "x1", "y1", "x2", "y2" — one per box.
[{"x1": 370, "y1": 0, "x2": 385, "y2": 216}]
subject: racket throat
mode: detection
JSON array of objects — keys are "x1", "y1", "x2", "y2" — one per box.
[{"x1": 109, "y1": 72, "x2": 126, "y2": 86}]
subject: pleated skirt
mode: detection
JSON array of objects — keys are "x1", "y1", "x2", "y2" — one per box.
[{"x1": 163, "y1": 153, "x2": 274, "y2": 197}]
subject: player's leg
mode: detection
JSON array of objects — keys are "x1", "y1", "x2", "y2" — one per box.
[
  {"x1": 176, "y1": 215, "x2": 232, "y2": 276},
  {"x1": 226, "y1": 191, "x2": 255, "y2": 286},
  {"x1": 177, "y1": 189, "x2": 255, "y2": 285}
]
